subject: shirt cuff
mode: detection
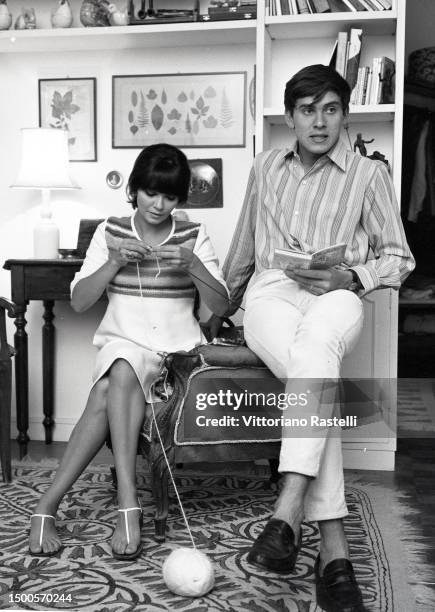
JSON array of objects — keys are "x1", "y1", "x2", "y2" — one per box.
[{"x1": 350, "y1": 265, "x2": 379, "y2": 297}]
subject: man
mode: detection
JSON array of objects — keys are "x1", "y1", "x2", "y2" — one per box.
[{"x1": 209, "y1": 64, "x2": 414, "y2": 611}]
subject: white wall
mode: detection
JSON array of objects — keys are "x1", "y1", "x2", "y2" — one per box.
[{"x1": 0, "y1": 2, "x2": 255, "y2": 441}]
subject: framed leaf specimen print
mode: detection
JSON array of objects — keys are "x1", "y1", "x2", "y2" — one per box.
[
  {"x1": 112, "y1": 72, "x2": 246, "y2": 148},
  {"x1": 38, "y1": 78, "x2": 97, "y2": 162}
]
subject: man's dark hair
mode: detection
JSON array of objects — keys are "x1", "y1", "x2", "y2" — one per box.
[
  {"x1": 127, "y1": 143, "x2": 191, "y2": 208},
  {"x1": 284, "y1": 64, "x2": 351, "y2": 115}
]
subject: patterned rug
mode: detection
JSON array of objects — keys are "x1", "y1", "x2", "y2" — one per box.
[
  {"x1": 397, "y1": 378, "x2": 435, "y2": 437},
  {"x1": 0, "y1": 463, "x2": 415, "y2": 612}
]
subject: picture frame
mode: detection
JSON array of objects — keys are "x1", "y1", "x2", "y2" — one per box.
[
  {"x1": 180, "y1": 158, "x2": 223, "y2": 209},
  {"x1": 38, "y1": 77, "x2": 97, "y2": 162},
  {"x1": 112, "y1": 72, "x2": 246, "y2": 149}
]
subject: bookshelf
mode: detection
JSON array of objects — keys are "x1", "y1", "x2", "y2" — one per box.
[
  {"x1": 256, "y1": 0, "x2": 405, "y2": 470},
  {"x1": 0, "y1": 21, "x2": 257, "y2": 52},
  {"x1": 0, "y1": 1, "x2": 406, "y2": 467}
]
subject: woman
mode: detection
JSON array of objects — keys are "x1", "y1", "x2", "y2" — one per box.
[{"x1": 28, "y1": 144, "x2": 229, "y2": 560}]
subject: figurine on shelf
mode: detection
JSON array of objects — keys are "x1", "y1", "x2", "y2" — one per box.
[
  {"x1": 368, "y1": 150, "x2": 391, "y2": 171},
  {"x1": 80, "y1": 0, "x2": 111, "y2": 27},
  {"x1": 0, "y1": 0, "x2": 12, "y2": 31},
  {"x1": 107, "y1": 2, "x2": 129, "y2": 26},
  {"x1": 353, "y1": 132, "x2": 374, "y2": 157},
  {"x1": 51, "y1": 0, "x2": 73, "y2": 28},
  {"x1": 14, "y1": 7, "x2": 36, "y2": 30}
]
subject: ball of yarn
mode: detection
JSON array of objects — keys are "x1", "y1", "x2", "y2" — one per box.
[{"x1": 162, "y1": 548, "x2": 215, "y2": 598}]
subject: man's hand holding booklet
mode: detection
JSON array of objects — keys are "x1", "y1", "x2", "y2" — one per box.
[{"x1": 273, "y1": 243, "x2": 347, "y2": 270}]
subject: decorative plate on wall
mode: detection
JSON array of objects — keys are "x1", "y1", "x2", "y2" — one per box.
[{"x1": 181, "y1": 158, "x2": 223, "y2": 209}]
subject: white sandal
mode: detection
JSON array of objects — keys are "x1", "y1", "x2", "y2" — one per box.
[
  {"x1": 112, "y1": 503, "x2": 143, "y2": 560},
  {"x1": 29, "y1": 513, "x2": 62, "y2": 557}
]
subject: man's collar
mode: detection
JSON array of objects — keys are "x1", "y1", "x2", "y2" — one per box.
[
  {"x1": 283, "y1": 138, "x2": 347, "y2": 171},
  {"x1": 326, "y1": 139, "x2": 347, "y2": 171}
]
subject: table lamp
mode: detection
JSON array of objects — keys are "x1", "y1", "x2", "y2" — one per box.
[{"x1": 11, "y1": 128, "x2": 78, "y2": 259}]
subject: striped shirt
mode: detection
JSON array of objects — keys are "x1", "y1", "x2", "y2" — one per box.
[{"x1": 223, "y1": 139, "x2": 415, "y2": 312}]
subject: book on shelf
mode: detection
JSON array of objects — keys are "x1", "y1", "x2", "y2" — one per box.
[
  {"x1": 340, "y1": 0, "x2": 358, "y2": 10},
  {"x1": 378, "y1": 56, "x2": 395, "y2": 103},
  {"x1": 290, "y1": 0, "x2": 298, "y2": 13},
  {"x1": 353, "y1": 65, "x2": 372, "y2": 104},
  {"x1": 360, "y1": 66, "x2": 371, "y2": 104},
  {"x1": 296, "y1": 0, "x2": 311, "y2": 13},
  {"x1": 367, "y1": 0, "x2": 388, "y2": 9},
  {"x1": 346, "y1": 28, "x2": 363, "y2": 97},
  {"x1": 364, "y1": 68, "x2": 373, "y2": 104},
  {"x1": 280, "y1": 0, "x2": 291, "y2": 15},
  {"x1": 368, "y1": 56, "x2": 381, "y2": 104},
  {"x1": 335, "y1": 31, "x2": 349, "y2": 78},
  {"x1": 312, "y1": 0, "x2": 331, "y2": 12},
  {"x1": 345, "y1": 0, "x2": 368, "y2": 10},
  {"x1": 305, "y1": 0, "x2": 315, "y2": 12},
  {"x1": 376, "y1": 0, "x2": 392, "y2": 9},
  {"x1": 359, "y1": 0, "x2": 382, "y2": 9},
  {"x1": 273, "y1": 243, "x2": 347, "y2": 270},
  {"x1": 327, "y1": 0, "x2": 352, "y2": 12}
]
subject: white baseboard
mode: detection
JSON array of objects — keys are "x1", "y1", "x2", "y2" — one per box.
[{"x1": 343, "y1": 447, "x2": 395, "y2": 471}]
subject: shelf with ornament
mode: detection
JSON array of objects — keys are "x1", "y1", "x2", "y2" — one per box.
[{"x1": 0, "y1": 0, "x2": 256, "y2": 53}]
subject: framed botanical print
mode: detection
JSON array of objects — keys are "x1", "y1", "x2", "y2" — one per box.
[
  {"x1": 112, "y1": 72, "x2": 246, "y2": 149},
  {"x1": 38, "y1": 77, "x2": 97, "y2": 162}
]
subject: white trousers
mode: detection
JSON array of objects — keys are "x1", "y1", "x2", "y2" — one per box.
[{"x1": 243, "y1": 270, "x2": 364, "y2": 522}]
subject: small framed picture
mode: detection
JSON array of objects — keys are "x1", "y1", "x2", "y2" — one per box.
[
  {"x1": 179, "y1": 158, "x2": 223, "y2": 209},
  {"x1": 112, "y1": 72, "x2": 246, "y2": 149},
  {"x1": 38, "y1": 77, "x2": 97, "y2": 162}
]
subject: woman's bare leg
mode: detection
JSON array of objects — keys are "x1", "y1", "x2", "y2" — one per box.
[
  {"x1": 29, "y1": 377, "x2": 110, "y2": 554},
  {"x1": 106, "y1": 359, "x2": 145, "y2": 556}
]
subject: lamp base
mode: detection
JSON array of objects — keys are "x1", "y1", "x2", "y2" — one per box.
[{"x1": 33, "y1": 218, "x2": 59, "y2": 259}]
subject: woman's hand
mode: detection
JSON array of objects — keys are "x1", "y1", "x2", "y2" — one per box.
[
  {"x1": 108, "y1": 239, "x2": 152, "y2": 267},
  {"x1": 151, "y1": 245, "x2": 196, "y2": 271}
]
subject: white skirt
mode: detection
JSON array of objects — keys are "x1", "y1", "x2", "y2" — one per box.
[{"x1": 91, "y1": 339, "x2": 164, "y2": 401}]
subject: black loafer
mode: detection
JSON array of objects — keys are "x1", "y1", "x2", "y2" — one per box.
[
  {"x1": 247, "y1": 518, "x2": 300, "y2": 573},
  {"x1": 315, "y1": 556, "x2": 365, "y2": 612}
]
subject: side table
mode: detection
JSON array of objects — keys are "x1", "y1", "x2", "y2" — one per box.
[{"x1": 3, "y1": 259, "x2": 83, "y2": 458}]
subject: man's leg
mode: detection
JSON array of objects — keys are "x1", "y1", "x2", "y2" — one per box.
[
  {"x1": 279, "y1": 289, "x2": 363, "y2": 563},
  {"x1": 244, "y1": 278, "x2": 363, "y2": 525}
]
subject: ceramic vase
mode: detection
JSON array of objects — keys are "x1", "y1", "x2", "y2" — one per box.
[
  {"x1": 51, "y1": 0, "x2": 73, "y2": 29},
  {"x1": 0, "y1": 1, "x2": 12, "y2": 30}
]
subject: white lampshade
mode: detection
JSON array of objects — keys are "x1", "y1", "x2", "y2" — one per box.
[
  {"x1": 11, "y1": 127, "x2": 76, "y2": 189},
  {"x1": 11, "y1": 128, "x2": 79, "y2": 258}
]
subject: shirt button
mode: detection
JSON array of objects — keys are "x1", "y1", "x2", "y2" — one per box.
[
  {"x1": 295, "y1": 211, "x2": 299, "y2": 215},
  {"x1": 302, "y1": 180, "x2": 307, "y2": 185}
]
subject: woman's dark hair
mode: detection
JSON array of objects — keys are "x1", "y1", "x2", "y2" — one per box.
[
  {"x1": 127, "y1": 143, "x2": 191, "y2": 208},
  {"x1": 284, "y1": 64, "x2": 351, "y2": 115}
]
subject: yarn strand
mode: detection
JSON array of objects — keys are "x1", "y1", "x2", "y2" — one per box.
[
  {"x1": 136, "y1": 261, "x2": 196, "y2": 549},
  {"x1": 149, "y1": 393, "x2": 197, "y2": 550}
]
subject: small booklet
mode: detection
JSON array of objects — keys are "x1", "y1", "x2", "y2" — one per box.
[{"x1": 273, "y1": 243, "x2": 347, "y2": 270}]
